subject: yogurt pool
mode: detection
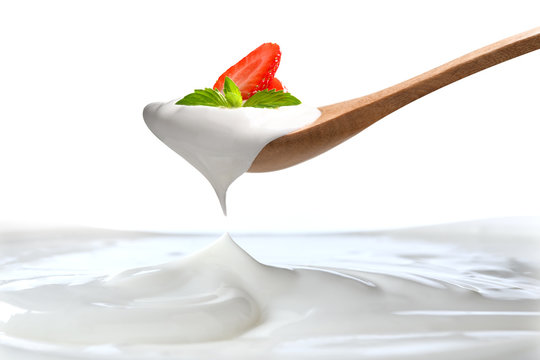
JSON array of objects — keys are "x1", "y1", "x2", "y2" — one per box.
[{"x1": 0, "y1": 218, "x2": 539, "y2": 359}]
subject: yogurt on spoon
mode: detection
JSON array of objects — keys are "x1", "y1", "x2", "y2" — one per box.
[
  {"x1": 143, "y1": 102, "x2": 319, "y2": 214},
  {"x1": 143, "y1": 43, "x2": 320, "y2": 214}
]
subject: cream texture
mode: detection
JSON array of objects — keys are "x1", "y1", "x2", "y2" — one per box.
[
  {"x1": 143, "y1": 101, "x2": 320, "y2": 214},
  {"x1": 0, "y1": 220, "x2": 539, "y2": 359}
]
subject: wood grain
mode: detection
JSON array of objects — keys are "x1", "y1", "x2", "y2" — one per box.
[{"x1": 248, "y1": 27, "x2": 540, "y2": 173}]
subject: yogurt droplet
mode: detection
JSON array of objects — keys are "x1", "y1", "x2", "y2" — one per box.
[{"x1": 143, "y1": 101, "x2": 320, "y2": 214}]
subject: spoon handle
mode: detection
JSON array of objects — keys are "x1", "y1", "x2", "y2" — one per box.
[
  {"x1": 323, "y1": 26, "x2": 540, "y2": 124},
  {"x1": 249, "y1": 27, "x2": 540, "y2": 173}
]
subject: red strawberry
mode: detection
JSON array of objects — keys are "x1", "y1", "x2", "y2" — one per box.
[
  {"x1": 213, "y1": 43, "x2": 281, "y2": 100},
  {"x1": 268, "y1": 77, "x2": 284, "y2": 91}
]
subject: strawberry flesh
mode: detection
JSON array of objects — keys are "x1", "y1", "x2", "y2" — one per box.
[
  {"x1": 267, "y1": 77, "x2": 284, "y2": 91},
  {"x1": 214, "y1": 43, "x2": 281, "y2": 100}
]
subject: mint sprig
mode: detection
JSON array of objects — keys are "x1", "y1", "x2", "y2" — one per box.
[
  {"x1": 242, "y1": 89, "x2": 301, "y2": 108},
  {"x1": 175, "y1": 77, "x2": 301, "y2": 109},
  {"x1": 223, "y1": 77, "x2": 243, "y2": 107},
  {"x1": 175, "y1": 88, "x2": 229, "y2": 107}
]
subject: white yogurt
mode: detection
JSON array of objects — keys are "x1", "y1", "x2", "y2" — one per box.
[
  {"x1": 1, "y1": 98, "x2": 537, "y2": 359},
  {"x1": 0, "y1": 221, "x2": 539, "y2": 359},
  {"x1": 143, "y1": 101, "x2": 320, "y2": 214}
]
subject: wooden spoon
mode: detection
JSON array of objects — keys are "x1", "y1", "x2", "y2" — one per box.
[{"x1": 248, "y1": 27, "x2": 540, "y2": 173}]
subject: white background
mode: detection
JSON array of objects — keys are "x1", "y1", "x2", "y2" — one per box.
[{"x1": 1, "y1": 0, "x2": 539, "y2": 233}]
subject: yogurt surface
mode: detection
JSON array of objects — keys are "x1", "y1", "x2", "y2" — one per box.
[
  {"x1": 143, "y1": 101, "x2": 320, "y2": 214},
  {"x1": 0, "y1": 219, "x2": 539, "y2": 360}
]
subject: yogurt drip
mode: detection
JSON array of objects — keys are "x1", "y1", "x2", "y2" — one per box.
[{"x1": 143, "y1": 101, "x2": 320, "y2": 214}]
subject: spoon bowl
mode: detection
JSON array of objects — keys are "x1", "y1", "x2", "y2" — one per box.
[{"x1": 248, "y1": 27, "x2": 540, "y2": 173}]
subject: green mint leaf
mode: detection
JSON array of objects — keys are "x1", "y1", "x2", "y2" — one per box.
[
  {"x1": 176, "y1": 88, "x2": 229, "y2": 107},
  {"x1": 243, "y1": 89, "x2": 301, "y2": 108},
  {"x1": 175, "y1": 78, "x2": 302, "y2": 109},
  {"x1": 223, "y1": 77, "x2": 242, "y2": 108}
]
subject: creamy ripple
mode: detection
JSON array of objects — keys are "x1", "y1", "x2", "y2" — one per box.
[{"x1": 1, "y1": 227, "x2": 539, "y2": 360}]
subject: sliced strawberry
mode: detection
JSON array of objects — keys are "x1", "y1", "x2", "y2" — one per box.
[
  {"x1": 268, "y1": 77, "x2": 284, "y2": 91},
  {"x1": 213, "y1": 43, "x2": 281, "y2": 100}
]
